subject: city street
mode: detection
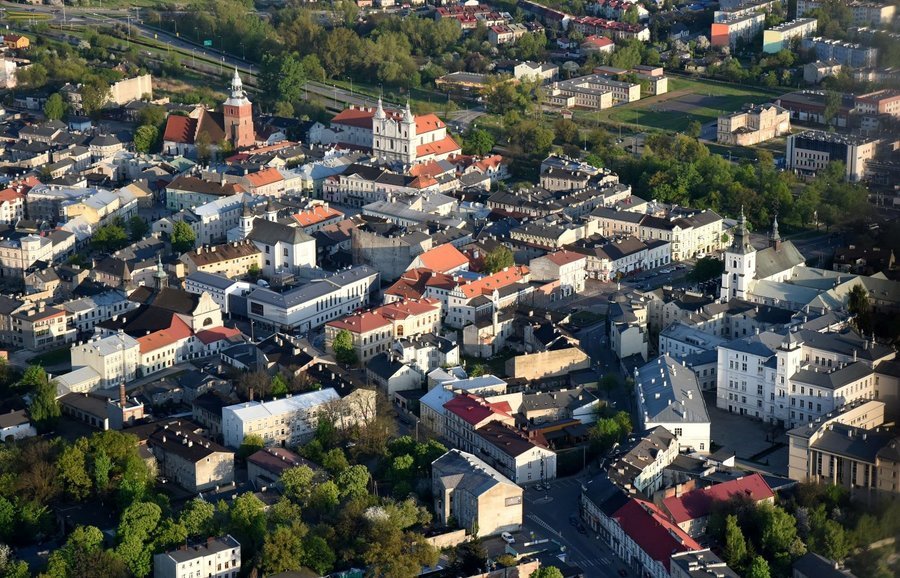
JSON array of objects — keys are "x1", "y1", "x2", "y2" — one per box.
[{"x1": 522, "y1": 476, "x2": 627, "y2": 578}]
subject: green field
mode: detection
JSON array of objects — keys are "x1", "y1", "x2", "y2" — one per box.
[{"x1": 593, "y1": 77, "x2": 780, "y2": 133}]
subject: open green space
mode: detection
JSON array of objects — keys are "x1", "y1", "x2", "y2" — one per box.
[
  {"x1": 30, "y1": 346, "x2": 71, "y2": 367},
  {"x1": 591, "y1": 77, "x2": 779, "y2": 133}
]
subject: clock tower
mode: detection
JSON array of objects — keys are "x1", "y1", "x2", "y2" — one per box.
[{"x1": 223, "y1": 69, "x2": 254, "y2": 149}]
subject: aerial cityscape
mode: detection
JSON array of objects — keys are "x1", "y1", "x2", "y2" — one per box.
[{"x1": 0, "y1": 0, "x2": 897, "y2": 577}]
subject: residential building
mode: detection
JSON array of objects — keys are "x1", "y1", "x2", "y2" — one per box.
[
  {"x1": 11, "y1": 304, "x2": 74, "y2": 350},
  {"x1": 670, "y1": 550, "x2": 739, "y2": 578},
  {"x1": 513, "y1": 61, "x2": 559, "y2": 83},
  {"x1": 796, "y1": 0, "x2": 895, "y2": 26},
  {"x1": 608, "y1": 291, "x2": 651, "y2": 363},
  {"x1": 571, "y1": 17, "x2": 650, "y2": 42},
  {"x1": 661, "y1": 474, "x2": 775, "y2": 537},
  {"x1": 153, "y1": 535, "x2": 241, "y2": 578},
  {"x1": 473, "y1": 421, "x2": 557, "y2": 484},
  {"x1": 247, "y1": 447, "x2": 318, "y2": 490},
  {"x1": 407, "y1": 243, "x2": 470, "y2": 275},
  {"x1": 711, "y1": 12, "x2": 765, "y2": 48},
  {"x1": 69, "y1": 331, "x2": 141, "y2": 390},
  {"x1": 62, "y1": 290, "x2": 137, "y2": 334},
  {"x1": 529, "y1": 251, "x2": 587, "y2": 299},
  {"x1": 801, "y1": 38, "x2": 878, "y2": 68},
  {"x1": 659, "y1": 322, "x2": 729, "y2": 360},
  {"x1": 445, "y1": 266, "x2": 530, "y2": 329},
  {"x1": 520, "y1": 386, "x2": 600, "y2": 426},
  {"x1": 419, "y1": 375, "x2": 508, "y2": 438},
  {"x1": 245, "y1": 265, "x2": 379, "y2": 332},
  {"x1": 717, "y1": 104, "x2": 791, "y2": 146},
  {"x1": 247, "y1": 218, "x2": 316, "y2": 276},
  {"x1": 432, "y1": 449, "x2": 523, "y2": 538},
  {"x1": 443, "y1": 393, "x2": 515, "y2": 451},
  {"x1": 221, "y1": 387, "x2": 375, "y2": 448},
  {"x1": 172, "y1": 192, "x2": 257, "y2": 246},
  {"x1": 164, "y1": 175, "x2": 245, "y2": 212},
  {"x1": 763, "y1": 18, "x2": 818, "y2": 53},
  {"x1": 3, "y1": 34, "x2": 29, "y2": 50},
  {"x1": 635, "y1": 355, "x2": 711, "y2": 453},
  {"x1": 147, "y1": 422, "x2": 234, "y2": 492},
  {"x1": 786, "y1": 130, "x2": 878, "y2": 182},
  {"x1": 793, "y1": 553, "x2": 859, "y2": 578},
  {"x1": 0, "y1": 231, "x2": 54, "y2": 281},
  {"x1": 607, "y1": 426, "x2": 679, "y2": 495},
  {"x1": 291, "y1": 204, "x2": 344, "y2": 234},
  {"x1": 0, "y1": 409, "x2": 36, "y2": 442},
  {"x1": 325, "y1": 298, "x2": 442, "y2": 364},
  {"x1": 180, "y1": 241, "x2": 262, "y2": 278},
  {"x1": 804, "y1": 60, "x2": 843, "y2": 84},
  {"x1": 787, "y1": 400, "x2": 900, "y2": 496}
]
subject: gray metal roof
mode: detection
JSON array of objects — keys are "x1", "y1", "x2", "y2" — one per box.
[
  {"x1": 636, "y1": 355, "x2": 710, "y2": 425},
  {"x1": 791, "y1": 361, "x2": 873, "y2": 390},
  {"x1": 185, "y1": 271, "x2": 238, "y2": 291},
  {"x1": 432, "y1": 449, "x2": 519, "y2": 496}
]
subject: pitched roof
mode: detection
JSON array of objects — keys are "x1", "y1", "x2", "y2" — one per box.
[
  {"x1": 662, "y1": 473, "x2": 774, "y2": 524},
  {"x1": 244, "y1": 167, "x2": 283, "y2": 187},
  {"x1": 612, "y1": 498, "x2": 702, "y2": 571},
  {"x1": 167, "y1": 175, "x2": 245, "y2": 196},
  {"x1": 459, "y1": 265, "x2": 529, "y2": 299},
  {"x1": 196, "y1": 326, "x2": 242, "y2": 345},
  {"x1": 248, "y1": 219, "x2": 314, "y2": 246},
  {"x1": 136, "y1": 315, "x2": 193, "y2": 353},
  {"x1": 163, "y1": 115, "x2": 198, "y2": 145},
  {"x1": 415, "y1": 244, "x2": 469, "y2": 273},
  {"x1": 542, "y1": 250, "x2": 586, "y2": 266},
  {"x1": 292, "y1": 205, "x2": 344, "y2": 228},
  {"x1": 327, "y1": 311, "x2": 391, "y2": 333},
  {"x1": 443, "y1": 393, "x2": 512, "y2": 426},
  {"x1": 416, "y1": 135, "x2": 461, "y2": 159},
  {"x1": 755, "y1": 240, "x2": 806, "y2": 280},
  {"x1": 182, "y1": 241, "x2": 260, "y2": 268}
]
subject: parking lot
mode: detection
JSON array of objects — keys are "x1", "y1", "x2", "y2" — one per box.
[{"x1": 705, "y1": 392, "x2": 789, "y2": 475}]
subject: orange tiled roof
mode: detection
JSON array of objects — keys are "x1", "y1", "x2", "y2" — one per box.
[
  {"x1": 416, "y1": 244, "x2": 469, "y2": 273},
  {"x1": 543, "y1": 250, "x2": 586, "y2": 266},
  {"x1": 416, "y1": 135, "x2": 461, "y2": 159},
  {"x1": 196, "y1": 326, "x2": 242, "y2": 345},
  {"x1": 379, "y1": 298, "x2": 441, "y2": 321},
  {"x1": 408, "y1": 160, "x2": 447, "y2": 178},
  {"x1": 292, "y1": 205, "x2": 344, "y2": 227},
  {"x1": 0, "y1": 188, "x2": 24, "y2": 204},
  {"x1": 244, "y1": 167, "x2": 283, "y2": 187},
  {"x1": 162, "y1": 115, "x2": 198, "y2": 145},
  {"x1": 327, "y1": 311, "x2": 391, "y2": 334},
  {"x1": 459, "y1": 265, "x2": 529, "y2": 299},
  {"x1": 137, "y1": 315, "x2": 193, "y2": 354}
]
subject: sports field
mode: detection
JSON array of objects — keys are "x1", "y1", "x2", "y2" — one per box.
[{"x1": 594, "y1": 77, "x2": 780, "y2": 133}]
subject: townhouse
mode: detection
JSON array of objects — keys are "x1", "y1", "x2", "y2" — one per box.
[{"x1": 179, "y1": 241, "x2": 262, "y2": 278}]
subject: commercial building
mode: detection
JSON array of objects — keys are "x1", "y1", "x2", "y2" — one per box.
[
  {"x1": 763, "y1": 18, "x2": 818, "y2": 53},
  {"x1": 246, "y1": 265, "x2": 379, "y2": 332},
  {"x1": 786, "y1": 130, "x2": 878, "y2": 182},
  {"x1": 432, "y1": 449, "x2": 523, "y2": 538},
  {"x1": 153, "y1": 535, "x2": 241, "y2": 578},
  {"x1": 634, "y1": 355, "x2": 711, "y2": 453},
  {"x1": 179, "y1": 241, "x2": 262, "y2": 278},
  {"x1": 717, "y1": 103, "x2": 791, "y2": 146},
  {"x1": 607, "y1": 426, "x2": 679, "y2": 495}
]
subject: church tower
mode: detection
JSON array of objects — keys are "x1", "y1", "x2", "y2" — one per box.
[
  {"x1": 769, "y1": 215, "x2": 781, "y2": 251},
  {"x1": 223, "y1": 69, "x2": 254, "y2": 149},
  {"x1": 720, "y1": 208, "x2": 756, "y2": 301},
  {"x1": 400, "y1": 100, "x2": 416, "y2": 164},
  {"x1": 237, "y1": 202, "x2": 255, "y2": 239}
]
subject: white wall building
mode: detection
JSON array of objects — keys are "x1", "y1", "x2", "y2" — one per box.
[
  {"x1": 69, "y1": 331, "x2": 141, "y2": 389},
  {"x1": 635, "y1": 355, "x2": 711, "y2": 453},
  {"x1": 153, "y1": 535, "x2": 241, "y2": 578}
]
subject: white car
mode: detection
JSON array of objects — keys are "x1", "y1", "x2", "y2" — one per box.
[{"x1": 501, "y1": 532, "x2": 515, "y2": 544}]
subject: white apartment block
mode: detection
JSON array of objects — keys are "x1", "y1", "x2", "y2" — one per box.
[
  {"x1": 797, "y1": 0, "x2": 895, "y2": 26},
  {"x1": 62, "y1": 290, "x2": 137, "y2": 334},
  {"x1": 717, "y1": 328, "x2": 895, "y2": 429},
  {"x1": 70, "y1": 331, "x2": 141, "y2": 389},
  {"x1": 635, "y1": 355, "x2": 711, "y2": 453},
  {"x1": 153, "y1": 535, "x2": 241, "y2": 578},
  {"x1": 182, "y1": 192, "x2": 256, "y2": 246}
]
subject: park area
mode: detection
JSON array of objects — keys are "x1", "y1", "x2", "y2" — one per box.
[{"x1": 592, "y1": 77, "x2": 781, "y2": 133}]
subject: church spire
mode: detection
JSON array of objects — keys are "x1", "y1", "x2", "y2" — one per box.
[
  {"x1": 402, "y1": 99, "x2": 414, "y2": 125},
  {"x1": 374, "y1": 97, "x2": 386, "y2": 120},
  {"x1": 730, "y1": 206, "x2": 753, "y2": 255},
  {"x1": 770, "y1": 214, "x2": 781, "y2": 250}
]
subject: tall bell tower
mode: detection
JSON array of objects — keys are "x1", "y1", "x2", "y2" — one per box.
[
  {"x1": 720, "y1": 207, "x2": 756, "y2": 301},
  {"x1": 223, "y1": 69, "x2": 254, "y2": 149}
]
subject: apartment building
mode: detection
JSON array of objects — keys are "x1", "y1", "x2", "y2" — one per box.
[
  {"x1": 221, "y1": 387, "x2": 375, "y2": 448},
  {"x1": 246, "y1": 265, "x2": 379, "y2": 332},
  {"x1": 661, "y1": 474, "x2": 775, "y2": 538},
  {"x1": 671, "y1": 550, "x2": 739, "y2": 578},
  {"x1": 635, "y1": 355, "x2": 711, "y2": 453},
  {"x1": 69, "y1": 331, "x2": 140, "y2": 389},
  {"x1": 0, "y1": 232, "x2": 53, "y2": 280},
  {"x1": 179, "y1": 241, "x2": 262, "y2": 278},
  {"x1": 763, "y1": 18, "x2": 818, "y2": 53},
  {"x1": 571, "y1": 17, "x2": 650, "y2": 42},
  {"x1": 147, "y1": 423, "x2": 234, "y2": 492},
  {"x1": 325, "y1": 298, "x2": 442, "y2": 363},
  {"x1": 445, "y1": 266, "x2": 531, "y2": 329},
  {"x1": 801, "y1": 37, "x2": 878, "y2": 68},
  {"x1": 786, "y1": 130, "x2": 878, "y2": 182},
  {"x1": 62, "y1": 290, "x2": 137, "y2": 334},
  {"x1": 606, "y1": 426, "x2": 679, "y2": 495},
  {"x1": 432, "y1": 450, "x2": 523, "y2": 538},
  {"x1": 153, "y1": 535, "x2": 241, "y2": 578},
  {"x1": 164, "y1": 175, "x2": 246, "y2": 211},
  {"x1": 473, "y1": 421, "x2": 558, "y2": 484},
  {"x1": 711, "y1": 12, "x2": 765, "y2": 48},
  {"x1": 11, "y1": 303, "x2": 75, "y2": 351},
  {"x1": 797, "y1": 0, "x2": 895, "y2": 26},
  {"x1": 717, "y1": 104, "x2": 791, "y2": 146},
  {"x1": 247, "y1": 218, "x2": 316, "y2": 276},
  {"x1": 529, "y1": 250, "x2": 587, "y2": 298},
  {"x1": 176, "y1": 192, "x2": 256, "y2": 246},
  {"x1": 608, "y1": 292, "x2": 650, "y2": 362}
]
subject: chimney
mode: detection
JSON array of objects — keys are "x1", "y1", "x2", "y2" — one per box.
[{"x1": 119, "y1": 381, "x2": 126, "y2": 407}]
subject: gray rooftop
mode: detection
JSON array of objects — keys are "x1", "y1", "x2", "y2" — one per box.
[
  {"x1": 432, "y1": 449, "x2": 519, "y2": 496},
  {"x1": 636, "y1": 355, "x2": 710, "y2": 425}
]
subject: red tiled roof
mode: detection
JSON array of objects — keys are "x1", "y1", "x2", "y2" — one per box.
[
  {"x1": 327, "y1": 311, "x2": 391, "y2": 334},
  {"x1": 162, "y1": 115, "x2": 197, "y2": 145},
  {"x1": 662, "y1": 474, "x2": 775, "y2": 524},
  {"x1": 459, "y1": 265, "x2": 529, "y2": 299},
  {"x1": 408, "y1": 160, "x2": 448, "y2": 178},
  {"x1": 0, "y1": 188, "x2": 24, "y2": 204},
  {"x1": 414, "y1": 113, "x2": 446, "y2": 135},
  {"x1": 416, "y1": 244, "x2": 469, "y2": 273},
  {"x1": 137, "y1": 315, "x2": 193, "y2": 354},
  {"x1": 612, "y1": 499, "x2": 702, "y2": 571},
  {"x1": 378, "y1": 298, "x2": 441, "y2": 321},
  {"x1": 417, "y1": 135, "x2": 461, "y2": 159},
  {"x1": 408, "y1": 175, "x2": 439, "y2": 189},
  {"x1": 244, "y1": 167, "x2": 283, "y2": 187},
  {"x1": 543, "y1": 250, "x2": 586, "y2": 266},
  {"x1": 331, "y1": 107, "x2": 378, "y2": 129},
  {"x1": 386, "y1": 269, "x2": 458, "y2": 299},
  {"x1": 443, "y1": 394, "x2": 512, "y2": 426},
  {"x1": 584, "y1": 35, "x2": 614, "y2": 47},
  {"x1": 292, "y1": 205, "x2": 344, "y2": 227},
  {"x1": 196, "y1": 326, "x2": 242, "y2": 345}
]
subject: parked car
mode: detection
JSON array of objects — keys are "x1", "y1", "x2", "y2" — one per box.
[{"x1": 501, "y1": 532, "x2": 515, "y2": 544}]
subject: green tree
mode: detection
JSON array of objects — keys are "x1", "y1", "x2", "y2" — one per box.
[
  {"x1": 452, "y1": 540, "x2": 488, "y2": 575},
  {"x1": 816, "y1": 519, "x2": 851, "y2": 562},
  {"x1": 138, "y1": 104, "x2": 167, "y2": 129},
  {"x1": 179, "y1": 498, "x2": 215, "y2": 537},
  {"x1": 261, "y1": 525, "x2": 304, "y2": 575},
  {"x1": 171, "y1": 220, "x2": 196, "y2": 253},
  {"x1": 281, "y1": 465, "x2": 317, "y2": 505},
  {"x1": 483, "y1": 246, "x2": 514, "y2": 273},
  {"x1": 723, "y1": 514, "x2": 748, "y2": 567},
  {"x1": 463, "y1": 128, "x2": 495, "y2": 156},
  {"x1": 80, "y1": 77, "x2": 111, "y2": 119},
  {"x1": 530, "y1": 567, "x2": 565, "y2": 578},
  {"x1": 237, "y1": 433, "x2": 264, "y2": 461},
  {"x1": 309, "y1": 480, "x2": 340, "y2": 514},
  {"x1": 271, "y1": 374, "x2": 289, "y2": 397},
  {"x1": 127, "y1": 216, "x2": 149, "y2": 241},
  {"x1": 91, "y1": 223, "x2": 128, "y2": 253},
  {"x1": 746, "y1": 556, "x2": 771, "y2": 578},
  {"x1": 332, "y1": 329, "x2": 358, "y2": 366},
  {"x1": 0, "y1": 496, "x2": 15, "y2": 541},
  {"x1": 133, "y1": 125, "x2": 159, "y2": 154},
  {"x1": 228, "y1": 492, "x2": 267, "y2": 555},
  {"x1": 847, "y1": 285, "x2": 872, "y2": 335},
  {"x1": 115, "y1": 501, "x2": 162, "y2": 578},
  {"x1": 30, "y1": 378, "x2": 61, "y2": 433},
  {"x1": 247, "y1": 262, "x2": 261, "y2": 280},
  {"x1": 57, "y1": 441, "x2": 92, "y2": 501},
  {"x1": 92, "y1": 449, "x2": 112, "y2": 492},
  {"x1": 686, "y1": 120, "x2": 702, "y2": 139},
  {"x1": 44, "y1": 93, "x2": 66, "y2": 121},
  {"x1": 303, "y1": 535, "x2": 336, "y2": 575},
  {"x1": 322, "y1": 448, "x2": 349, "y2": 476},
  {"x1": 336, "y1": 464, "x2": 370, "y2": 500},
  {"x1": 823, "y1": 90, "x2": 842, "y2": 126},
  {"x1": 469, "y1": 363, "x2": 487, "y2": 377},
  {"x1": 689, "y1": 257, "x2": 725, "y2": 282}
]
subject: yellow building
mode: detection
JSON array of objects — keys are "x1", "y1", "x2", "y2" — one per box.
[{"x1": 179, "y1": 240, "x2": 262, "y2": 278}]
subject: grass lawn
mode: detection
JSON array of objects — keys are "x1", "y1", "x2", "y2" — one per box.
[
  {"x1": 31, "y1": 347, "x2": 71, "y2": 367},
  {"x1": 569, "y1": 310, "x2": 606, "y2": 329},
  {"x1": 592, "y1": 77, "x2": 779, "y2": 133},
  {"x1": 462, "y1": 350, "x2": 516, "y2": 377}
]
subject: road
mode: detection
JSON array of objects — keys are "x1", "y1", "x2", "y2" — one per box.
[{"x1": 522, "y1": 476, "x2": 628, "y2": 578}]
